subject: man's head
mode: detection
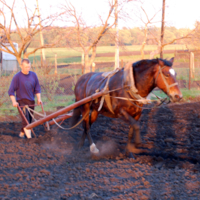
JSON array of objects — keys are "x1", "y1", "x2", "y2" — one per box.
[{"x1": 21, "y1": 59, "x2": 31, "y2": 74}]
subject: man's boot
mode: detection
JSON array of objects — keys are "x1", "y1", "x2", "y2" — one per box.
[{"x1": 24, "y1": 128, "x2": 32, "y2": 138}]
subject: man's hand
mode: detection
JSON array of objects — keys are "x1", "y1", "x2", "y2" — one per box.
[
  {"x1": 10, "y1": 95, "x2": 18, "y2": 107},
  {"x1": 36, "y1": 93, "x2": 42, "y2": 105},
  {"x1": 37, "y1": 99, "x2": 42, "y2": 105},
  {"x1": 12, "y1": 101, "x2": 19, "y2": 107}
]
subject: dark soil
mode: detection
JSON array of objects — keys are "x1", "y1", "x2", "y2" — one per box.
[{"x1": 1, "y1": 101, "x2": 200, "y2": 199}]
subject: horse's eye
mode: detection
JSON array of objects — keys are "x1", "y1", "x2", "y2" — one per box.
[{"x1": 164, "y1": 73, "x2": 170, "y2": 78}]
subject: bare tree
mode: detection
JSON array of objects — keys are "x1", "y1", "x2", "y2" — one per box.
[
  {"x1": 147, "y1": 1, "x2": 195, "y2": 59},
  {"x1": 131, "y1": 0, "x2": 195, "y2": 59},
  {"x1": 149, "y1": 27, "x2": 195, "y2": 59},
  {"x1": 61, "y1": 0, "x2": 122, "y2": 73},
  {"x1": 190, "y1": 21, "x2": 200, "y2": 50},
  {"x1": 138, "y1": 6, "x2": 160, "y2": 59},
  {"x1": 128, "y1": 0, "x2": 161, "y2": 59},
  {"x1": 0, "y1": 0, "x2": 66, "y2": 65}
]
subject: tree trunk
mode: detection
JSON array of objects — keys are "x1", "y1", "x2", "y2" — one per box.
[
  {"x1": 84, "y1": 54, "x2": 90, "y2": 74},
  {"x1": 150, "y1": 45, "x2": 161, "y2": 59},
  {"x1": 16, "y1": 56, "x2": 22, "y2": 66},
  {"x1": 23, "y1": 53, "x2": 29, "y2": 59},
  {"x1": 115, "y1": 0, "x2": 119, "y2": 69},
  {"x1": 160, "y1": 0, "x2": 165, "y2": 58}
]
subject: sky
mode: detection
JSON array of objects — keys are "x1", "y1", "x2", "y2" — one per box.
[
  {"x1": 164, "y1": 0, "x2": 200, "y2": 29},
  {"x1": 2, "y1": 0, "x2": 200, "y2": 30},
  {"x1": 43, "y1": 0, "x2": 200, "y2": 29}
]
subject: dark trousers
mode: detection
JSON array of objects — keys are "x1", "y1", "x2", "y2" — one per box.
[{"x1": 17, "y1": 99, "x2": 35, "y2": 133}]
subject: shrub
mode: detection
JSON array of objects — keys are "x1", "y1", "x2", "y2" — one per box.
[
  {"x1": 32, "y1": 61, "x2": 64, "y2": 101},
  {"x1": 0, "y1": 74, "x2": 14, "y2": 107}
]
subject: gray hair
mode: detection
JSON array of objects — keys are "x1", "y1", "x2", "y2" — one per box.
[{"x1": 21, "y1": 59, "x2": 31, "y2": 65}]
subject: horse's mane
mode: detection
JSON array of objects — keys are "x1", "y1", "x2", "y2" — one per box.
[{"x1": 133, "y1": 58, "x2": 172, "y2": 68}]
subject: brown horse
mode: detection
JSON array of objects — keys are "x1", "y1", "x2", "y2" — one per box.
[{"x1": 71, "y1": 58, "x2": 182, "y2": 154}]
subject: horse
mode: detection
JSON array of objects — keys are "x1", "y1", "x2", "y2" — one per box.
[{"x1": 71, "y1": 58, "x2": 182, "y2": 155}]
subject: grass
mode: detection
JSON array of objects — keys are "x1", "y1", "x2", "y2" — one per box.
[
  {"x1": 56, "y1": 68, "x2": 82, "y2": 76},
  {"x1": 48, "y1": 64, "x2": 200, "y2": 82},
  {"x1": 41, "y1": 95, "x2": 75, "y2": 112},
  {"x1": 174, "y1": 68, "x2": 200, "y2": 81},
  {"x1": 28, "y1": 44, "x2": 186, "y2": 65},
  {"x1": 0, "y1": 95, "x2": 75, "y2": 117},
  {"x1": 180, "y1": 88, "x2": 200, "y2": 99},
  {"x1": 150, "y1": 90, "x2": 168, "y2": 100},
  {"x1": 150, "y1": 88, "x2": 200, "y2": 101},
  {"x1": 1, "y1": 87, "x2": 200, "y2": 118}
]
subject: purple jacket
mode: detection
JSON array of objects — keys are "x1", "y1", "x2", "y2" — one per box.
[{"x1": 8, "y1": 71, "x2": 41, "y2": 101}]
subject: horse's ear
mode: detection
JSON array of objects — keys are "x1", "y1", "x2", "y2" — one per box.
[{"x1": 169, "y1": 57, "x2": 174, "y2": 65}]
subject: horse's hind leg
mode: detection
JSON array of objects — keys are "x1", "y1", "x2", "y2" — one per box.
[
  {"x1": 79, "y1": 104, "x2": 99, "y2": 154},
  {"x1": 79, "y1": 104, "x2": 90, "y2": 148},
  {"x1": 79, "y1": 123, "x2": 87, "y2": 148},
  {"x1": 88, "y1": 109, "x2": 99, "y2": 153}
]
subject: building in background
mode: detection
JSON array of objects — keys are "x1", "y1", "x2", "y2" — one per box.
[{"x1": 0, "y1": 43, "x2": 19, "y2": 73}]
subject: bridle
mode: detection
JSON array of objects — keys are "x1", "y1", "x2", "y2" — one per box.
[{"x1": 155, "y1": 65, "x2": 178, "y2": 95}]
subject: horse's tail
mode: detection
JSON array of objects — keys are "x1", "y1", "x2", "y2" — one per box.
[{"x1": 70, "y1": 106, "x2": 82, "y2": 127}]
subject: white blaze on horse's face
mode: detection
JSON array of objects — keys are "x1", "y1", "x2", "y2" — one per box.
[
  {"x1": 169, "y1": 68, "x2": 176, "y2": 76},
  {"x1": 165, "y1": 67, "x2": 182, "y2": 102}
]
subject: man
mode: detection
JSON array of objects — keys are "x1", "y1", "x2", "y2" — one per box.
[{"x1": 8, "y1": 58, "x2": 42, "y2": 138}]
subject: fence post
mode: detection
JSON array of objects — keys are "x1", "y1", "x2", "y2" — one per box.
[
  {"x1": 189, "y1": 52, "x2": 194, "y2": 90},
  {"x1": 92, "y1": 62, "x2": 95, "y2": 72},
  {"x1": 81, "y1": 52, "x2": 84, "y2": 74},
  {"x1": 121, "y1": 59, "x2": 123, "y2": 68},
  {"x1": 55, "y1": 53, "x2": 57, "y2": 74}
]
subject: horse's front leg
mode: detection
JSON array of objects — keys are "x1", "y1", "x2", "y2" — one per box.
[{"x1": 120, "y1": 109, "x2": 142, "y2": 148}]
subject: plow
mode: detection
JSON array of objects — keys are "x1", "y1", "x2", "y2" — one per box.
[
  {"x1": 19, "y1": 88, "x2": 168, "y2": 138},
  {"x1": 19, "y1": 89, "x2": 108, "y2": 137}
]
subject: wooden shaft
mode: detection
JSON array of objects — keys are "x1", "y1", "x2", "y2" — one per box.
[
  {"x1": 41, "y1": 102, "x2": 50, "y2": 131},
  {"x1": 17, "y1": 105, "x2": 37, "y2": 138},
  {"x1": 25, "y1": 90, "x2": 105, "y2": 130},
  {"x1": 40, "y1": 102, "x2": 45, "y2": 113}
]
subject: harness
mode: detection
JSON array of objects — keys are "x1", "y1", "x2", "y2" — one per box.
[
  {"x1": 122, "y1": 61, "x2": 149, "y2": 104},
  {"x1": 97, "y1": 62, "x2": 149, "y2": 114},
  {"x1": 97, "y1": 69, "x2": 120, "y2": 114}
]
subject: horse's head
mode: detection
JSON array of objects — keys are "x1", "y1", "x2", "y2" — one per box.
[{"x1": 154, "y1": 58, "x2": 182, "y2": 102}]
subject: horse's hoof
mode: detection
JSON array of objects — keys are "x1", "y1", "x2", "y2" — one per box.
[
  {"x1": 135, "y1": 143, "x2": 142, "y2": 148},
  {"x1": 129, "y1": 152, "x2": 136, "y2": 159},
  {"x1": 90, "y1": 143, "x2": 99, "y2": 154},
  {"x1": 127, "y1": 143, "x2": 143, "y2": 154}
]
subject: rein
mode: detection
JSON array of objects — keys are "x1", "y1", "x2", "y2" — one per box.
[{"x1": 109, "y1": 87, "x2": 170, "y2": 110}]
